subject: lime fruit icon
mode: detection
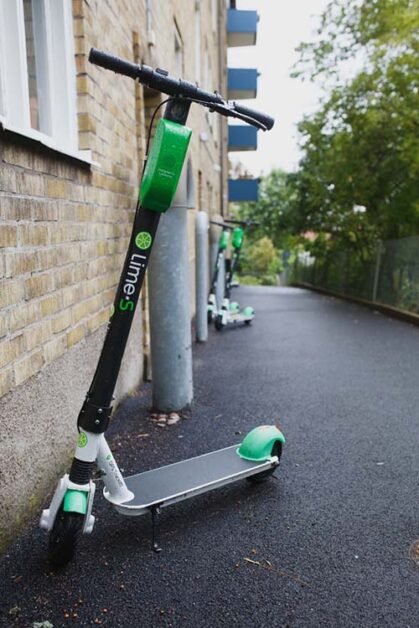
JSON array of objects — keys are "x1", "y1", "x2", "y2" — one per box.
[{"x1": 135, "y1": 231, "x2": 152, "y2": 250}]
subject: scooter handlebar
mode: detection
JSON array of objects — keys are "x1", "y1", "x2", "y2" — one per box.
[{"x1": 89, "y1": 48, "x2": 275, "y2": 130}]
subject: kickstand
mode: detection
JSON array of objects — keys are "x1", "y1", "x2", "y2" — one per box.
[{"x1": 150, "y1": 505, "x2": 162, "y2": 553}]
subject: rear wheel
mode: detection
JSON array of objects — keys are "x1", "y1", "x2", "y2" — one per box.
[
  {"x1": 244, "y1": 319, "x2": 252, "y2": 326},
  {"x1": 48, "y1": 507, "x2": 84, "y2": 569},
  {"x1": 246, "y1": 441, "x2": 282, "y2": 483}
]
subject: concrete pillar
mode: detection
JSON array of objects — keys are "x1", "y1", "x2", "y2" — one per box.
[{"x1": 148, "y1": 165, "x2": 194, "y2": 412}]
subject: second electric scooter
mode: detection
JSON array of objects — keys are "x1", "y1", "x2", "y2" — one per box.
[
  {"x1": 39, "y1": 48, "x2": 285, "y2": 567},
  {"x1": 207, "y1": 221, "x2": 231, "y2": 324},
  {"x1": 214, "y1": 219, "x2": 259, "y2": 331}
]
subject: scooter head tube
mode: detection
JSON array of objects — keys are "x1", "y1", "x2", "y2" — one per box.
[
  {"x1": 237, "y1": 425, "x2": 285, "y2": 462},
  {"x1": 140, "y1": 119, "x2": 192, "y2": 212}
]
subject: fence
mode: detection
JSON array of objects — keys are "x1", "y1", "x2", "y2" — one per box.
[{"x1": 291, "y1": 236, "x2": 419, "y2": 315}]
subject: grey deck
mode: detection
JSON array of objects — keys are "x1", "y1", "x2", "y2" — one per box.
[{"x1": 108, "y1": 445, "x2": 276, "y2": 514}]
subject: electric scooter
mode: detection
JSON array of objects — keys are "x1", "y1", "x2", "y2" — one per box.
[
  {"x1": 207, "y1": 221, "x2": 231, "y2": 324},
  {"x1": 40, "y1": 48, "x2": 285, "y2": 568},
  {"x1": 214, "y1": 219, "x2": 259, "y2": 331}
]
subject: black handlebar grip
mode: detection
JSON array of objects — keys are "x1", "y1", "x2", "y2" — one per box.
[
  {"x1": 232, "y1": 102, "x2": 275, "y2": 130},
  {"x1": 89, "y1": 48, "x2": 139, "y2": 80}
]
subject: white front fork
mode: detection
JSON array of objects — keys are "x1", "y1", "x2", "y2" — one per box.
[{"x1": 40, "y1": 431, "x2": 133, "y2": 534}]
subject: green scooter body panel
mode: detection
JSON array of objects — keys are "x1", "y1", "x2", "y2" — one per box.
[
  {"x1": 63, "y1": 489, "x2": 88, "y2": 515},
  {"x1": 237, "y1": 425, "x2": 285, "y2": 462},
  {"x1": 219, "y1": 231, "x2": 230, "y2": 251},
  {"x1": 140, "y1": 119, "x2": 192, "y2": 213},
  {"x1": 242, "y1": 305, "x2": 255, "y2": 317},
  {"x1": 232, "y1": 226, "x2": 244, "y2": 250}
]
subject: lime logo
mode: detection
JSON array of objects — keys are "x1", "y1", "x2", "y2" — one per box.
[
  {"x1": 135, "y1": 231, "x2": 152, "y2": 250},
  {"x1": 78, "y1": 432, "x2": 88, "y2": 448}
]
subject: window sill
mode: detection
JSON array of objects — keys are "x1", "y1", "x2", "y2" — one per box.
[{"x1": 0, "y1": 116, "x2": 97, "y2": 167}]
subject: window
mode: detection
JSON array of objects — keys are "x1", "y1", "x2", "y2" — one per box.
[{"x1": 0, "y1": 0, "x2": 85, "y2": 160}]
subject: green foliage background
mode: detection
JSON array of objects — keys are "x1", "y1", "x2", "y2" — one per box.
[{"x1": 234, "y1": 0, "x2": 418, "y2": 278}]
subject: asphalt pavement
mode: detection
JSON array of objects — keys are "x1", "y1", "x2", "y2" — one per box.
[{"x1": 1, "y1": 286, "x2": 419, "y2": 628}]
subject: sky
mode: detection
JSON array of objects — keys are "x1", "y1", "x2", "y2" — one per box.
[{"x1": 228, "y1": 0, "x2": 330, "y2": 176}]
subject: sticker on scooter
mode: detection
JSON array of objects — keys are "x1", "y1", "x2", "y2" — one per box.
[
  {"x1": 135, "y1": 231, "x2": 153, "y2": 250},
  {"x1": 78, "y1": 432, "x2": 88, "y2": 448}
]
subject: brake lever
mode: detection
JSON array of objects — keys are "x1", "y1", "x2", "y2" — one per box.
[{"x1": 189, "y1": 98, "x2": 267, "y2": 130}]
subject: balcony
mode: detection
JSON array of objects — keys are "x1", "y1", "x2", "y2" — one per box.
[
  {"x1": 228, "y1": 125, "x2": 258, "y2": 151},
  {"x1": 227, "y1": 68, "x2": 258, "y2": 100},
  {"x1": 227, "y1": 9, "x2": 258, "y2": 47},
  {"x1": 228, "y1": 178, "x2": 259, "y2": 202}
]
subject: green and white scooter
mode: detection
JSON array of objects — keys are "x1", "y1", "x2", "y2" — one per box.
[
  {"x1": 39, "y1": 48, "x2": 285, "y2": 567},
  {"x1": 214, "y1": 219, "x2": 259, "y2": 331},
  {"x1": 207, "y1": 221, "x2": 232, "y2": 324}
]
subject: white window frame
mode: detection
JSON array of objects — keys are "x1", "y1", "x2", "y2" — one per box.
[{"x1": 0, "y1": 0, "x2": 91, "y2": 163}]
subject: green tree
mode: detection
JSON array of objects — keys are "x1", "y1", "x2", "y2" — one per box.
[{"x1": 291, "y1": 0, "x2": 419, "y2": 251}]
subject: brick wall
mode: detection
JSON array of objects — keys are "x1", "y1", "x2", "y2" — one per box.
[{"x1": 0, "y1": 0, "x2": 227, "y2": 551}]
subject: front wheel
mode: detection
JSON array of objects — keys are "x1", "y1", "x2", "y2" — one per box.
[
  {"x1": 214, "y1": 314, "x2": 224, "y2": 331},
  {"x1": 48, "y1": 507, "x2": 84, "y2": 569},
  {"x1": 246, "y1": 441, "x2": 282, "y2": 483}
]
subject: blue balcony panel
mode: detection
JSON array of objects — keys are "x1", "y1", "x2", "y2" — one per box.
[
  {"x1": 228, "y1": 125, "x2": 258, "y2": 151},
  {"x1": 228, "y1": 179, "x2": 259, "y2": 202},
  {"x1": 227, "y1": 9, "x2": 258, "y2": 47},
  {"x1": 227, "y1": 68, "x2": 258, "y2": 100}
]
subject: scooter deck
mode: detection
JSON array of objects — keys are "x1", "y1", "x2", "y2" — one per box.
[{"x1": 105, "y1": 445, "x2": 277, "y2": 516}]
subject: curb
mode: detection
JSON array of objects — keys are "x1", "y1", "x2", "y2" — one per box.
[{"x1": 292, "y1": 282, "x2": 419, "y2": 328}]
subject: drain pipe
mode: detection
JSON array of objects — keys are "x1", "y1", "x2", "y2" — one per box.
[
  {"x1": 195, "y1": 211, "x2": 209, "y2": 342},
  {"x1": 148, "y1": 164, "x2": 194, "y2": 412}
]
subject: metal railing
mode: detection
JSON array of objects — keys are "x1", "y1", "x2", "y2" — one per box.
[{"x1": 291, "y1": 236, "x2": 419, "y2": 314}]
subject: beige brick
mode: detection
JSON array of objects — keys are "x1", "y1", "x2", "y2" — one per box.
[
  {"x1": 0, "y1": 366, "x2": 14, "y2": 398},
  {"x1": 0, "y1": 280, "x2": 25, "y2": 308},
  {"x1": 0, "y1": 196, "x2": 32, "y2": 221},
  {"x1": 9, "y1": 301, "x2": 41, "y2": 333},
  {"x1": 5, "y1": 251, "x2": 39, "y2": 278},
  {"x1": 0, "y1": 226, "x2": 18, "y2": 248},
  {"x1": 0, "y1": 312, "x2": 7, "y2": 338},
  {"x1": 46, "y1": 179, "x2": 68, "y2": 199},
  {"x1": 66, "y1": 323, "x2": 86, "y2": 348},
  {"x1": 78, "y1": 112, "x2": 97, "y2": 133},
  {"x1": 40, "y1": 294, "x2": 61, "y2": 317},
  {"x1": 51, "y1": 308, "x2": 72, "y2": 334},
  {"x1": 18, "y1": 224, "x2": 49, "y2": 247},
  {"x1": 61, "y1": 286, "x2": 80, "y2": 309},
  {"x1": 32, "y1": 201, "x2": 59, "y2": 222},
  {"x1": 25, "y1": 272, "x2": 54, "y2": 299},
  {"x1": 24, "y1": 321, "x2": 52, "y2": 352},
  {"x1": 86, "y1": 308, "x2": 109, "y2": 334},
  {"x1": 54, "y1": 267, "x2": 74, "y2": 290},
  {"x1": 36, "y1": 249, "x2": 58, "y2": 271},
  {"x1": 0, "y1": 167, "x2": 17, "y2": 193},
  {"x1": 0, "y1": 334, "x2": 24, "y2": 369},
  {"x1": 15, "y1": 171, "x2": 45, "y2": 196},
  {"x1": 14, "y1": 349, "x2": 44, "y2": 386},
  {"x1": 2, "y1": 145, "x2": 34, "y2": 169},
  {"x1": 43, "y1": 335, "x2": 66, "y2": 365}
]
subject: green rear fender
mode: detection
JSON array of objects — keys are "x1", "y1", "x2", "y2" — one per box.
[
  {"x1": 237, "y1": 425, "x2": 285, "y2": 462},
  {"x1": 63, "y1": 489, "x2": 88, "y2": 515}
]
